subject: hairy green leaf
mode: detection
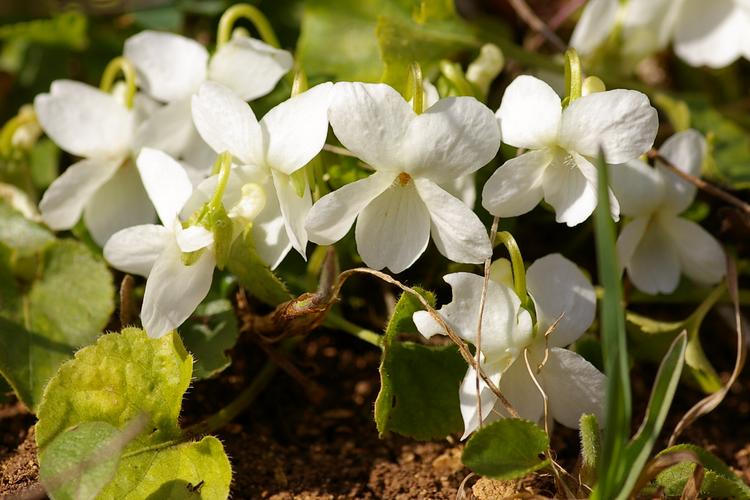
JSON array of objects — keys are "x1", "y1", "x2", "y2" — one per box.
[
  {"x1": 37, "y1": 328, "x2": 232, "y2": 499},
  {"x1": 0, "y1": 239, "x2": 114, "y2": 411},
  {"x1": 181, "y1": 295, "x2": 239, "y2": 380},
  {"x1": 0, "y1": 201, "x2": 54, "y2": 257},
  {"x1": 462, "y1": 419, "x2": 550, "y2": 480},
  {"x1": 374, "y1": 288, "x2": 466, "y2": 440},
  {"x1": 579, "y1": 414, "x2": 601, "y2": 486},
  {"x1": 656, "y1": 444, "x2": 750, "y2": 499}
]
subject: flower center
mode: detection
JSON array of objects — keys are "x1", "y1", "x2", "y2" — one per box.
[{"x1": 397, "y1": 172, "x2": 412, "y2": 186}]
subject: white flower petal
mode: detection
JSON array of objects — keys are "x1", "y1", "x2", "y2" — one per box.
[
  {"x1": 141, "y1": 241, "x2": 215, "y2": 338},
  {"x1": 542, "y1": 154, "x2": 598, "y2": 227},
  {"x1": 34, "y1": 80, "x2": 133, "y2": 157},
  {"x1": 103, "y1": 224, "x2": 171, "y2": 277},
  {"x1": 673, "y1": 0, "x2": 746, "y2": 68},
  {"x1": 328, "y1": 82, "x2": 413, "y2": 170},
  {"x1": 577, "y1": 153, "x2": 621, "y2": 221},
  {"x1": 609, "y1": 160, "x2": 664, "y2": 217},
  {"x1": 526, "y1": 253, "x2": 596, "y2": 348},
  {"x1": 306, "y1": 171, "x2": 395, "y2": 245},
  {"x1": 136, "y1": 148, "x2": 193, "y2": 226},
  {"x1": 208, "y1": 35, "x2": 293, "y2": 101},
  {"x1": 663, "y1": 217, "x2": 726, "y2": 286},
  {"x1": 252, "y1": 183, "x2": 293, "y2": 269},
  {"x1": 83, "y1": 161, "x2": 157, "y2": 246},
  {"x1": 404, "y1": 96, "x2": 500, "y2": 182},
  {"x1": 271, "y1": 170, "x2": 312, "y2": 258},
  {"x1": 570, "y1": 0, "x2": 620, "y2": 55},
  {"x1": 355, "y1": 181, "x2": 430, "y2": 273},
  {"x1": 657, "y1": 129, "x2": 706, "y2": 214},
  {"x1": 261, "y1": 83, "x2": 333, "y2": 175},
  {"x1": 124, "y1": 30, "x2": 208, "y2": 102},
  {"x1": 191, "y1": 82, "x2": 262, "y2": 164},
  {"x1": 414, "y1": 178, "x2": 492, "y2": 264},
  {"x1": 440, "y1": 173, "x2": 476, "y2": 208},
  {"x1": 559, "y1": 89, "x2": 658, "y2": 164},
  {"x1": 175, "y1": 224, "x2": 214, "y2": 253},
  {"x1": 616, "y1": 215, "x2": 649, "y2": 274},
  {"x1": 459, "y1": 365, "x2": 501, "y2": 440},
  {"x1": 133, "y1": 99, "x2": 194, "y2": 158},
  {"x1": 429, "y1": 273, "x2": 533, "y2": 361},
  {"x1": 626, "y1": 218, "x2": 681, "y2": 294},
  {"x1": 496, "y1": 355, "x2": 543, "y2": 423},
  {"x1": 496, "y1": 76, "x2": 561, "y2": 149},
  {"x1": 481, "y1": 149, "x2": 550, "y2": 218},
  {"x1": 543, "y1": 348, "x2": 606, "y2": 428},
  {"x1": 39, "y1": 157, "x2": 120, "y2": 231}
]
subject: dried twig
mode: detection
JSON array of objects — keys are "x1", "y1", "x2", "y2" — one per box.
[
  {"x1": 507, "y1": 0, "x2": 567, "y2": 52},
  {"x1": 648, "y1": 150, "x2": 750, "y2": 216},
  {"x1": 527, "y1": 0, "x2": 587, "y2": 51},
  {"x1": 475, "y1": 217, "x2": 500, "y2": 429}
]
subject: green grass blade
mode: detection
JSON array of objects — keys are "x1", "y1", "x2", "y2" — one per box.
[
  {"x1": 591, "y1": 151, "x2": 633, "y2": 500},
  {"x1": 619, "y1": 331, "x2": 688, "y2": 499}
]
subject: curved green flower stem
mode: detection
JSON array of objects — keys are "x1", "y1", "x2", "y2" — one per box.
[
  {"x1": 99, "y1": 57, "x2": 137, "y2": 109},
  {"x1": 410, "y1": 62, "x2": 424, "y2": 114},
  {"x1": 324, "y1": 312, "x2": 383, "y2": 348},
  {"x1": 209, "y1": 151, "x2": 233, "y2": 212},
  {"x1": 494, "y1": 231, "x2": 528, "y2": 308},
  {"x1": 217, "y1": 3, "x2": 280, "y2": 49},
  {"x1": 685, "y1": 284, "x2": 726, "y2": 329},
  {"x1": 563, "y1": 48, "x2": 582, "y2": 106},
  {"x1": 0, "y1": 111, "x2": 36, "y2": 157},
  {"x1": 185, "y1": 337, "x2": 302, "y2": 439}
]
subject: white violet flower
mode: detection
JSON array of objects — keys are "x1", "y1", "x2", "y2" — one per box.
[
  {"x1": 413, "y1": 254, "x2": 604, "y2": 438},
  {"x1": 571, "y1": 0, "x2": 750, "y2": 68},
  {"x1": 103, "y1": 148, "x2": 219, "y2": 338},
  {"x1": 190, "y1": 81, "x2": 333, "y2": 267},
  {"x1": 610, "y1": 129, "x2": 726, "y2": 294},
  {"x1": 124, "y1": 30, "x2": 293, "y2": 180},
  {"x1": 35, "y1": 80, "x2": 157, "y2": 245},
  {"x1": 306, "y1": 82, "x2": 499, "y2": 273},
  {"x1": 482, "y1": 75, "x2": 658, "y2": 227}
]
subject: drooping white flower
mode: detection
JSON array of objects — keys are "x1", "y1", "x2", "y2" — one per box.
[
  {"x1": 610, "y1": 130, "x2": 725, "y2": 294},
  {"x1": 306, "y1": 82, "x2": 498, "y2": 273},
  {"x1": 571, "y1": 0, "x2": 750, "y2": 68},
  {"x1": 482, "y1": 75, "x2": 658, "y2": 227},
  {"x1": 190, "y1": 81, "x2": 333, "y2": 267},
  {"x1": 103, "y1": 148, "x2": 219, "y2": 338},
  {"x1": 413, "y1": 254, "x2": 604, "y2": 438},
  {"x1": 35, "y1": 80, "x2": 157, "y2": 245},
  {"x1": 124, "y1": 30, "x2": 293, "y2": 180}
]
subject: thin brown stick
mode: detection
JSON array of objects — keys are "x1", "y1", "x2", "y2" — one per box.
[
  {"x1": 330, "y1": 267, "x2": 520, "y2": 417},
  {"x1": 475, "y1": 217, "x2": 500, "y2": 430},
  {"x1": 322, "y1": 144, "x2": 355, "y2": 157},
  {"x1": 507, "y1": 0, "x2": 567, "y2": 52},
  {"x1": 527, "y1": 0, "x2": 587, "y2": 50},
  {"x1": 648, "y1": 150, "x2": 750, "y2": 215}
]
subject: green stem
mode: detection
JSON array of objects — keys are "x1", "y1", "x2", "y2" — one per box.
[
  {"x1": 495, "y1": 231, "x2": 527, "y2": 306},
  {"x1": 209, "y1": 152, "x2": 233, "y2": 212},
  {"x1": 0, "y1": 112, "x2": 36, "y2": 156},
  {"x1": 100, "y1": 57, "x2": 137, "y2": 109},
  {"x1": 684, "y1": 283, "x2": 726, "y2": 331},
  {"x1": 186, "y1": 338, "x2": 301, "y2": 437},
  {"x1": 410, "y1": 62, "x2": 424, "y2": 114},
  {"x1": 324, "y1": 312, "x2": 383, "y2": 348},
  {"x1": 217, "y1": 3, "x2": 280, "y2": 48}
]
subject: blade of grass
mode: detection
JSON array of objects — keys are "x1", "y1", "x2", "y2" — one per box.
[
  {"x1": 619, "y1": 331, "x2": 688, "y2": 498},
  {"x1": 591, "y1": 151, "x2": 632, "y2": 500}
]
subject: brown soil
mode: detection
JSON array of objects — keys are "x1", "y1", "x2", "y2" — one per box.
[{"x1": 1, "y1": 321, "x2": 749, "y2": 499}]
